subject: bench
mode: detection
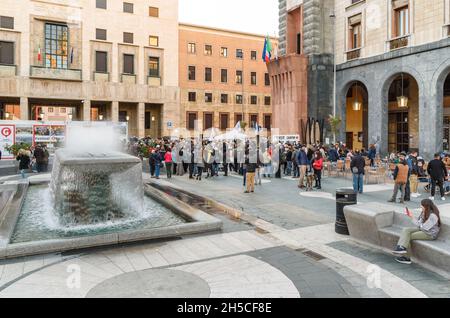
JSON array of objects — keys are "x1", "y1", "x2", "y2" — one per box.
[{"x1": 344, "y1": 203, "x2": 450, "y2": 274}]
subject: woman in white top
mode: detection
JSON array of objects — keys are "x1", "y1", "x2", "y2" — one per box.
[{"x1": 393, "y1": 199, "x2": 441, "y2": 264}]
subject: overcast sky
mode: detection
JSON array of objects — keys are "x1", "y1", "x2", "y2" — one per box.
[{"x1": 179, "y1": 0, "x2": 279, "y2": 36}]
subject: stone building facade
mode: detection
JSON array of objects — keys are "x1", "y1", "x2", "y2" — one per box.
[
  {"x1": 179, "y1": 24, "x2": 275, "y2": 132},
  {"x1": 0, "y1": 0, "x2": 179, "y2": 138}
]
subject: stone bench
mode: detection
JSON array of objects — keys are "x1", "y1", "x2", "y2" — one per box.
[{"x1": 344, "y1": 203, "x2": 450, "y2": 275}]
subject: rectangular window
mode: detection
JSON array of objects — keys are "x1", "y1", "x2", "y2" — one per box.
[
  {"x1": 236, "y1": 70, "x2": 242, "y2": 84},
  {"x1": 205, "y1": 93, "x2": 213, "y2": 103},
  {"x1": 265, "y1": 73, "x2": 270, "y2": 86},
  {"x1": 251, "y1": 72, "x2": 257, "y2": 85},
  {"x1": 349, "y1": 22, "x2": 361, "y2": 49},
  {"x1": 221, "y1": 94, "x2": 228, "y2": 104},
  {"x1": 204, "y1": 113, "x2": 213, "y2": 130},
  {"x1": 264, "y1": 96, "x2": 271, "y2": 106},
  {"x1": 205, "y1": 67, "x2": 212, "y2": 82},
  {"x1": 149, "y1": 7, "x2": 159, "y2": 17},
  {"x1": 251, "y1": 51, "x2": 257, "y2": 60},
  {"x1": 123, "y1": 2, "x2": 133, "y2": 13},
  {"x1": 148, "y1": 57, "x2": 159, "y2": 77},
  {"x1": 123, "y1": 54, "x2": 134, "y2": 74},
  {"x1": 236, "y1": 94, "x2": 243, "y2": 105},
  {"x1": 188, "y1": 66, "x2": 196, "y2": 80},
  {"x1": 250, "y1": 114, "x2": 258, "y2": 127},
  {"x1": 96, "y1": 0, "x2": 107, "y2": 9},
  {"x1": 236, "y1": 49, "x2": 243, "y2": 59},
  {"x1": 264, "y1": 115, "x2": 271, "y2": 129},
  {"x1": 297, "y1": 33, "x2": 301, "y2": 54},
  {"x1": 220, "y1": 47, "x2": 228, "y2": 57},
  {"x1": 48, "y1": 107, "x2": 54, "y2": 113},
  {"x1": 187, "y1": 112, "x2": 197, "y2": 130},
  {"x1": 0, "y1": 16, "x2": 14, "y2": 29},
  {"x1": 395, "y1": 6, "x2": 409, "y2": 37},
  {"x1": 220, "y1": 113, "x2": 229, "y2": 130},
  {"x1": 96, "y1": 28, "x2": 107, "y2": 40},
  {"x1": 0, "y1": 41, "x2": 14, "y2": 65},
  {"x1": 188, "y1": 43, "x2": 196, "y2": 54},
  {"x1": 188, "y1": 92, "x2": 196, "y2": 102},
  {"x1": 145, "y1": 112, "x2": 151, "y2": 129},
  {"x1": 149, "y1": 36, "x2": 159, "y2": 47},
  {"x1": 123, "y1": 32, "x2": 133, "y2": 44},
  {"x1": 44, "y1": 23, "x2": 68, "y2": 69},
  {"x1": 95, "y1": 51, "x2": 107, "y2": 73},
  {"x1": 251, "y1": 96, "x2": 258, "y2": 105},
  {"x1": 204, "y1": 45, "x2": 212, "y2": 56},
  {"x1": 221, "y1": 69, "x2": 227, "y2": 83}
]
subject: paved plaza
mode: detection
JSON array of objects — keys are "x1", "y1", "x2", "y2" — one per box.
[{"x1": 0, "y1": 172, "x2": 449, "y2": 298}]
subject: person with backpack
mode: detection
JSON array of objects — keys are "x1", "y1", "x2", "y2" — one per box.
[
  {"x1": 388, "y1": 155, "x2": 410, "y2": 204},
  {"x1": 16, "y1": 148, "x2": 31, "y2": 179},
  {"x1": 351, "y1": 150, "x2": 366, "y2": 194}
]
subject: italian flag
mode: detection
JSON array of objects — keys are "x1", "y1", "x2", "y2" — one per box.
[{"x1": 262, "y1": 36, "x2": 272, "y2": 63}]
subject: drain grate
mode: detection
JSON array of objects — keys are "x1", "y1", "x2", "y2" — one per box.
[{"x1": 301, "y1": 249, "x2": 326, "y2": 261}]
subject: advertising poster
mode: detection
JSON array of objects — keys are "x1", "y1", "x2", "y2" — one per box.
[
  {"x1": 0, "y1": 124, "x2": 16, "y2": 159},
  {"x1": 33, "y1": 124, "x2": 66, "y2": 149},
  {"x1": 15, "y1": 123, "x2": 33, "y2": 145}
]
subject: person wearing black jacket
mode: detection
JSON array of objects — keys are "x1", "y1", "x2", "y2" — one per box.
[
  {"x1": 351, "y1": 150, "x2": 366, "y2": 194},
  {"x1": 427, "y1": 153, "x2": 448, "y2": 201}
]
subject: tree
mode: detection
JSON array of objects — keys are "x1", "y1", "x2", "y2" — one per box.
[{"x1": 327, "y1": 115, "x2": 342, "y2": 144}]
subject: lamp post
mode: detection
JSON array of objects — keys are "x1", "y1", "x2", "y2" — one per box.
[
  {"x1": 98, "y1": 114, "x2": 104, "y2": 121},
  {"x1": 4, "y1": 112, "x2": 10, "y2": 120},
  {"x1": 330, "y1": 10, "x2": 336, "y2": 117}
]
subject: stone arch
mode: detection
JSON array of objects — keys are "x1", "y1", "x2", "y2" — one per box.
[{"x1": 431, "y1": 58, "x2": 450, "y2": 153}]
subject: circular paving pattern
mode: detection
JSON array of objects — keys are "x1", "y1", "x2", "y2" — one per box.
[{"x1": 86, "y1": 269, "x2": 211, "y2": 298}]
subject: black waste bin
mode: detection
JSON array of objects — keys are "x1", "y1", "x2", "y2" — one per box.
[{"x1": 335, "y1": 188, "x2": 357, "y2": 235}]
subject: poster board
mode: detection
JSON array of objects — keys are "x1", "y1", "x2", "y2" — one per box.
[{"x1": 0, "y1": 124, "x2": 16, "y2": 159}]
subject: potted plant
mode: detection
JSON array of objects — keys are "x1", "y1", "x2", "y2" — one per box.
[
  {"x1": 4, "y1": 142, "x2": 31, "y2": 157},
  {"x1": 327, "y1": 115, "x2": 342, "y2": 144}
]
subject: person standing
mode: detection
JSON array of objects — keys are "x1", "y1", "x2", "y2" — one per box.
[
  {"x1": 245, "y1": 160, "x2": 257, "y2": 193},
  {"x1": 292, "y1": 146, "x2": 299, "y2": 178},
  {"x1": 164, "y1": 148, "x2": 173, "y2": 179},
  {"x1": 311, "y1": 151, "x2": 323, "y2": 190},
  {"x1": 388, "y1": 158, "x2": 410, "y2": 204},
  {"x1": 351, "y1": 150, "x2": 366, "y2": 194},
  {"x1": 297, "y1": 146, "x2": 308, "y2": 188},
  {"x1": 427, "y1": 153, "x2": 448, "y2": 201},
  {"x1": 16, "y1": 149, "x2": 31, "y2": 179},
  {"x1": 152, "y1": 148, "x2": 163, "y2": 179},
  {"x1": 33, "y1": 144, "x2": 45, "y2": 173},
  {"x1": 368, "y1": 144, "x2": 377, "y2": 167}
]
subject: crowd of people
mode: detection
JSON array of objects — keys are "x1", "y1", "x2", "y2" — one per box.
[{"x1": 15, "y1": 144, "x2": 50, "y2": 178}]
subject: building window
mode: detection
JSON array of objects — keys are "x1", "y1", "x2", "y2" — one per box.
[
  {"x1": 221, "y1": 94, "x2": 228, "y2": 104},
  {"x1": 205, "y1": 67, "x2": 212, "y2": 82},
  {"x1": 264, "y1": 115, "x2": 271, "y2": 129},
  {"x1": 205, "y1": 93, "x2": 213, "y2": 103},
  {"x1": 220, "y1": 47, "x2": 228, "y2": 57},
  {"x1": 95, "y1": 51, "x2": 107, "y2": 73},
  {"x1": 348, "y1": 15, "x2": 362, "y2": 49},
  {"x1": 187, "y1": 112, "x2": 197, "y2": 130},
  {"x1": 149, "y1": 36, "x2": 159, "y2": 47},
  {"x1": 250, "y1": 96, "x2": 258, "y2": 105},
  {"x1": 236, "y1": 49, "x2": 243, "y2": 59},
  {"x1": 148, "y1": 57, "x2": 159, "y2": 77},
  {"x1": 235, "y1": 94, "x2": 243, "y2": 104},
  {"x1": 188, "y1": 66, "x2": 196, "y2": 80},
  {"x1": 145, "y1": 112, "x2": 151, "y2": 129},
  {"x1": 149, "y1": 7, "x2": 159, "y2": 17},
  {"x1": 251, "y1": 72, "x2": 257, "y2": 85},
  {"x1": 188, "y1": 43, "x2": 196, "y2": 54},
  {"x1": 250, "y1": 114, "x2": 258, "y2": 127},
  {"x1": 265, "y1": 73, "x2": 270, "y2": 86},
  {"x1": 264, "y1": 96, "x2": 271, "y2": 106},
  {"x1": 297, "y1": 33, "x2": 301, "y2": 54},
  {"x1": 204, "y1": 113, "x2": 213, "y2": 129},
  {"x1": 235, "y1": 114, "x2": 243, "y2": 125},
  {"x1": 236, "y1": 70, "x2": 243, "y2": 84},
  {"x1": 123, "y1": 2, "x2": 133, "y2": 13},
  {"x1": 123, "y1": 54, "x2": 134, "y2": 74},
  {"x1": 123, "y1": 32, "x2": 133, "y2": 44},
  {"x1": 221, "y1": 69, "x2": 227, "y2": 83},
  {"x1": 220, "y1": 113, "x2": 229, "y2": 130},
  {"x1": 0, "y1": 16, "x2": 14, "y2": 29},
  {"x1": 251, "y1": 51, "x2": 257, "y2": 60},
  {"x1": 96, "y1": 0, "x2": 107, "y2": 9},
  {"x1": 96, "y1": 28, "x2": 107, "y2": 40},
  {"x1": 188, "y1": 92, "x2": 196, "y2": 102},
  {"x1": 394, "y1": 5, "x2": 409, "y2": 37},
  {"x1": 0, "y1": 41, "x2": 14, "y2": 65},
  {"x1": 45, "y1": 23, "x2": 68, "y2": 69},
  {"x1": 204, "y1": 45, "x2": 212, "y2": 56},
  {"x1": 61, "y1": 108, "x2": 66, "y2": 113}
]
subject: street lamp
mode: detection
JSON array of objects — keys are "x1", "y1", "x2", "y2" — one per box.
[
  {"x1": 99, "y1": 114, "x2": 104, "y2": 121},
  {"x1": 151, "y1": 116, "x2": 155, "y2": 122},
  {"x1": 352, "y1": 82, "x2": 362, "y2": 111},
  {"x1": 126, "y1": 115, "x2": 130, "y2": 122},
  {"x1": 397, "y1": 73, "x2": 409, "y2": 108},
  {"x1": 4, "y1": 112, "x2": 10, "y2": 120}
]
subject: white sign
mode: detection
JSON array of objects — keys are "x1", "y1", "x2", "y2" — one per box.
[
  {"x1": 272, "y1": 135, "x2": 300, "y2": 143},
  {"x1": 0, "y1": 124, "x2": 16, "y2": 159},
  {"x1": 167, "y1": 121, "x2": 173, "y2": 129}
]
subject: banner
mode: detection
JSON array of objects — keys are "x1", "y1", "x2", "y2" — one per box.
[
  {"x1": 33, "y1": 124, "x2": 66, "y2": 147},
  {"x1": 0, "y1": 124, "x2": 16, "y2": 159}
]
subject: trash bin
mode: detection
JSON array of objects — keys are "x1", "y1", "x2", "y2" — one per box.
[{"x1": 335, "y1": 188, "x2": 357, "y2": 235}]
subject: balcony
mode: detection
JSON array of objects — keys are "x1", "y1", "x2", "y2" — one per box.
[
  {"x1": 30, "y1": 66, "x2": 82, "y2": 81},
  {"x1": 147, "y1": 76, "x2": 161, "y2": 86},
  {"x1": 93, "y1": 72, "x2": 109, "y2": 82},
  {"x1": 121, "y1": 73, "x2": 136, "y2": 84},
  {"x1": 0, "y1": 64, "x2": 16, "y2": 77},
  {"x1": 389, "y1": 35, "x2": 409, "y2": 51},
  {"x1": 346, "y1": 48, "x2": 361, "y2": 61}
]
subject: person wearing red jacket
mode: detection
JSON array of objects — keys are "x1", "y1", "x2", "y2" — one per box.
[{"x1": 312, "y1": 151, "x2": 324, "y2": 190}]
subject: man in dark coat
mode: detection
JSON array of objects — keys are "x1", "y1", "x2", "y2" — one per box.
[
  {"x1": 427, "y1": 153, "x2": 448, "y2": 201},
  {"x1": 350, "y1": 150, "x2": 366, "y2": 194}
]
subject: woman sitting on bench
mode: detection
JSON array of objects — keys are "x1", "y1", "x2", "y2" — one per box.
[{"x1": 393, "y1": 199, "x2": 442, "y2": 265}]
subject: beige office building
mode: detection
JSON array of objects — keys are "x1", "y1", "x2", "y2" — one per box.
[
  {"x1": 0, "y1": 0, "x2": 179, "y2": 138},
  {"x1": 179, "y1": 23, "x2": 276, "y2": 132}
]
